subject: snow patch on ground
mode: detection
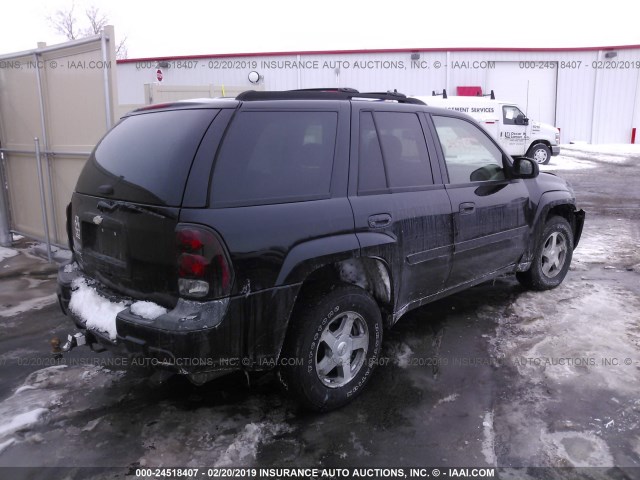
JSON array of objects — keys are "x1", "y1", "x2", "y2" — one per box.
[
  {"x1": 14, "y1": 386, "x2": 37, "y2": 395},
  {"x1": 541, "y1": 143, "x2": 640, "y2": 171},
  {"x1": 540, "y1": 155, "x2": 596, "y2": 171},
  {"x1": 0, "y1": 294, "x2": 57, "y2": 318},
  {"x1": 540, "y1": 430, "x2": 614, "y2": 467},
  {"x1": 22, "y1": 242, "x2": 73, "y2": 263},
  {"x1": 214, "y1": 421, "x2": 292, "y2": 467},
  {"x1": 484, "y1": 257, "x2": 640, "y2": 467},
  {"x1": 563, "y1": 143, "x2": 640, "y2": 156},
  {"x1": 138, "y1": 400, "x2": 294, "y2": 467},
  {"x1": 0, "y1": 246, "x2": 19, "y2": 262},
  {"x1": 69, "y1": 278, "x2": 129, "y2": 340},
  {"x1": 0, "y1": 438, "x2": 16, "y2": 454},
  {"x1": 481, "y1": 411, "x2": 496, "y2": 466},
  {"x1": 571, "y1": 220, "x2": 640, "y2": 268},
  {"x1": 130, "y1": 301, "x2": 167, "y2": 320},
  {"x1": 0, "y1": 365, "x2": 130, "y2": 458},
  {"x1": 435, "y1": 393, "x2": 459, "y2": 407},
  {"x1": 501, "y1": 282, "x2": 640, "y2": 393},
  {"x1": 0, "y1": 409, "x2": 47, "y2": 438},
  {"x1": 0, "y1": 367, "x2": 68, "y2": 451}
]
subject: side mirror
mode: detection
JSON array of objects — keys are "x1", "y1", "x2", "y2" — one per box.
[
  {"x1": 515, "y1": 114, "x2": 529, "y2": 126},
  {"x1": 512, "y1": 157, "x2": 539, "y2": 179}
]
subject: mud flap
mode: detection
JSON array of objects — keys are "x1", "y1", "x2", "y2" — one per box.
[{"x1": 573, "y1": 209, "x2": 585, "y2": 247}]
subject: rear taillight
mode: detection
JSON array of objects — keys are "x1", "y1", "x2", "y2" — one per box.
[{"x1": 176, "y1": 225, "x2": 233, "y2": 299}]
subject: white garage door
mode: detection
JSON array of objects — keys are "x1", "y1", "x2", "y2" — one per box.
[{"x1": 486, "y1": 61, "x2": 558, "y2": 126}]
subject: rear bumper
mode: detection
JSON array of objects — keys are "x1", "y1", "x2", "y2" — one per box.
[
  {"x1": 551, "y1": 145, "x2": 561, "y2": 156},
  {"x1": 57, "y1": 266, "x2": 299, "y2": 376}
]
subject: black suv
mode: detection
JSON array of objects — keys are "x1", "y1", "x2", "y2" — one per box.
[{"x1": 57, "y1": 88, "x2": 585, "y2": 411}]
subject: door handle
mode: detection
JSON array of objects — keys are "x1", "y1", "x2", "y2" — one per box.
[
  {"x1": 459, "y1": 202, "x2": 476, "y2": 214},
  {"x1": 368, "y1": 213, "x2": 392, "y2": 228}
]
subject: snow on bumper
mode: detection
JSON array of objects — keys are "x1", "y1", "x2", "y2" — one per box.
[
  {"x1": 57, "y1": 264, "x2": 226, "y2": 342},
  {"x1": 57, "y1": 263, "x2": 298, "y2": 375},
  {"x1": 68, "y1": 277, "x2": 129, "y2": 340}
]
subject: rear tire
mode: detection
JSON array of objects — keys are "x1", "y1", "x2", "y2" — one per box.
[
  {"x1": 517, "y1": 216, "x2": 573, "y2": 291},
  {"x1": 279, "y1": 284, "x2": 383, "y2": 411},
  {"x1": 527, "y1": 143, "x2": 551, "y2": 165}
]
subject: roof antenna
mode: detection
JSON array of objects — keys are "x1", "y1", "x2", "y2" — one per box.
[{"x1": 443, "y1": 89, "x2": 447, "y2": 99}]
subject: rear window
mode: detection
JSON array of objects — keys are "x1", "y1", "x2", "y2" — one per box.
[
  {"x1": 211, "y1": 111, "x2": 338, "y2": 206},
  {"x1": 76, "y1": 109, "x2": 217, "y2": 206}
]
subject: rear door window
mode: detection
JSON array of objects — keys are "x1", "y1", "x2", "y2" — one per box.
[
  {"x1": 76, "y1": 109, "x2": 218, "y2": 206},
  {"x1": 373, "y1": 112, "x2": 434, "y2": 189},
  {"x1": 211, "y1": 111, "x2": 338, "y2": 206},
  {"x1": 358, "y1": 112, "x2": 387, "y2": 193}
]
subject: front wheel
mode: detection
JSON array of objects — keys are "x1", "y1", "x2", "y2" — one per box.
[
  {"x1": 527, "y1": 143, "x2": 551, "y2": 165},
  {"x1": 279, "y1": 284, "x2": 383, "y2": 411},
  {"x1": 517, "y1": 216, "x2": 574, "y2": 290}
]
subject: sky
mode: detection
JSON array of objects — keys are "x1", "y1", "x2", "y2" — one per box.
[{"x1": 1, "y1": 0, "x2": 639, "y2": 59}]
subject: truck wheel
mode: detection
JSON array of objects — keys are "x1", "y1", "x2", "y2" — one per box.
[
  {"x1": 279, "y1": 284, "x2": 383, "y2": 411},
  {"x1": 517, "y1": 216, "x2": 574, "y2": 290},
  {"x1": 527, "y1": 143, "x2": 551, "y2": 165}
]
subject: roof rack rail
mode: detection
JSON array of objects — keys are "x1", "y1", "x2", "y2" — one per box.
[
  {"x1": 235, "y1": 88, "x2": 425, "y2": 104},
  {"x1": 477, "y1": 89, "x2": 496, "y2": 100},
  {"x1": 292, "y1": 87, "x2": 360, "y2": 93}
]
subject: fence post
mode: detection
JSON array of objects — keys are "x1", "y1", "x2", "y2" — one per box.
[
  {"x1": 34, "y1": 138, "x2": 52, "y2": 262},
  {"x1": 33, "y1": 51, "x2": 59, "y2": 244},
  {"x1": 0, "y1": 152, "x2": 11, "y2": 247}
]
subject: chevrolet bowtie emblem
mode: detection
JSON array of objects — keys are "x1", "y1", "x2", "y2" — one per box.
[{"x1": 92, "y1": 215, "x2": 103, "y2": 225}]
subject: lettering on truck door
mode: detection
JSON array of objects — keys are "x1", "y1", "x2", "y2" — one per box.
[{"x1": 499, "y1": 105, "x2": 528, "y2": 156}]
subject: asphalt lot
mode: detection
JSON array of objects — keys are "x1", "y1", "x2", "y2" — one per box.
[{"x1": 0, "y1": 145, "x2": 639, "y2": 479}]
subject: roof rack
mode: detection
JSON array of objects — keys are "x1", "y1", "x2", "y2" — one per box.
[
  {"x1": 477, "y1": 89, "x2": 496, "y2": 100},
  {"x1": 432, "y1": 89, "x2": 448, "y2": 99},
  {"x1": 236, "y1": 88, "x2": 425, "y2": 104}
]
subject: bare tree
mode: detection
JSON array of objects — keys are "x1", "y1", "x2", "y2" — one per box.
[
  {"x1": 110, "y1": 32, "x2": 130, "y2": 60},
  {"x1": 48, "y1": 3, "x2": 79, "y2": 40},
  {"x1": 84, "y1": 5, "x2": 108, "y2": 36},
  {"x1": 47, "y1": 3, "x2": 128, "y2": 59},
  {"x1": 115, "y1": 37, "x2": 128, "y2": 60}
]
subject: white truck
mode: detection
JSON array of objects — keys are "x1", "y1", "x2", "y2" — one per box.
[{"x1": 413, "y1": 92, "x2": 560, "y2": 164}]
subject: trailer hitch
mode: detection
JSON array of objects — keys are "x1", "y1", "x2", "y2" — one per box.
[{"x1": 51, "y1": 332, "x2": 87, "y2": 357}]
